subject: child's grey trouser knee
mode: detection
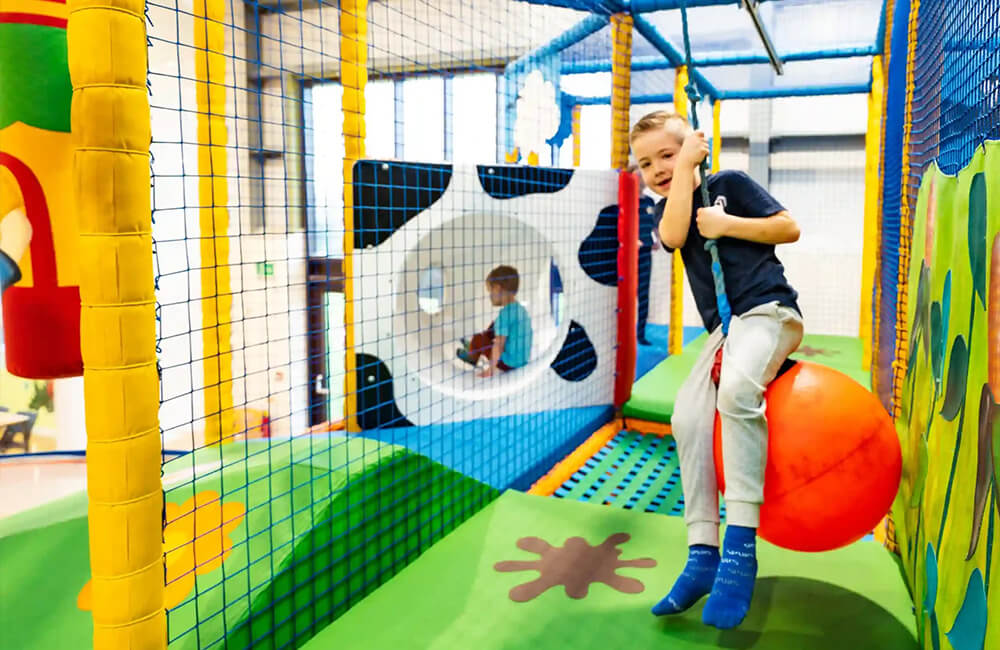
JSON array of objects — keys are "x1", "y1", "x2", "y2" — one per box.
[{"x1": 671, "y1": 301, "x2": 803, "y2": 547}]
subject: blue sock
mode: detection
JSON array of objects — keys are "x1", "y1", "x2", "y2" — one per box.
[
  {"x1": 651, "y1": 544, "x2": 720, "y2": 615},
  {"x1": 702, "y1": 525, "x2": 758, "y2": 629}
]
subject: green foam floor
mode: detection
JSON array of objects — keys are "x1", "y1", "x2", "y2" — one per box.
[
  {"x1": 623, "y1": 333, "x2": 870, "y2": 423},
  {"x1": 303, "y1": 490, "x2": 916, "y2": 650},
  {"x1": 0, "y1": 436, "x2": 498, "y2": 650}
]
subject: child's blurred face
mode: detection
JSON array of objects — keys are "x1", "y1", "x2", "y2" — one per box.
[
  {"x1": 487, "y1": 282, "x2": 506, "y2": 306},
  {"x1": 632, "y1": 128, "x2": 683, "y2": 198}
]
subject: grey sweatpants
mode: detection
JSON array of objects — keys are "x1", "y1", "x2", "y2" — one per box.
[{"x1": 672, "y1": 301, "x2": 804, "y2": 547}]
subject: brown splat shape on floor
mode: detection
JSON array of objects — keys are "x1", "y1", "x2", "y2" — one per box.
[
  {"x1": 795, "y1": 345, "x2": 835, "y2": 357},
  {"x1": 494, "y1": 532, "x2": 657, "y2": 602}
]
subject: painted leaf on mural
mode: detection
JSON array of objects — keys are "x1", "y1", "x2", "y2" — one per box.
[
  {"x1": 940, "y1": 270, "x2": 952, "y2": 390},
  {"x1": 930, "y1": 302, "x2": 944, "y2": 386},
  {"x1": 911, "y1": 432, "x2": 929, "y2": 509},
  {"x1": 969, "y1": 172, "x2": 987, "y2": 309},
  {"x1": 945, "y1": 569, "x2": 988, "y2": 650},
  {"x1": 924, "y1": 543, "x2": 941, "y2": 650},
  {"x1": 940, "y1": 336, "x2": 969, "y2": 422},
  {"x1": 907, "y1": 264, "x2": 930, "y2": 382},
  {"x1": 967, "y1": 384, "x2": 997, "y2": 559}
]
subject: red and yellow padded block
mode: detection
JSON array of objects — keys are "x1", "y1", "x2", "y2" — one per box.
[{"x1": 0, "y1": 0, "x2": 82, "y2": 379}]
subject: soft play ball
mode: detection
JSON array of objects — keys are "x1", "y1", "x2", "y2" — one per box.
[{"x1": 713, "y1": 361, "x2": 901, "y2": 552}]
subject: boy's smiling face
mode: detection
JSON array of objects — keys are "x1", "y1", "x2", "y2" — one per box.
[{"x1": 632, "y1": 128, "x2": 683, "y2": 199}]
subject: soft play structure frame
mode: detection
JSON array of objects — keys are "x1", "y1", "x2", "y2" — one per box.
[{"x1": 1, "y1": 0, "x2": 998, "y2": 649}]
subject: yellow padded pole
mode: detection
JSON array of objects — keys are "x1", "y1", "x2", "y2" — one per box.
[
  {"x1": 668, "y1": 66, "x2": 690, "y2": 356},
  {"x1": 572, "y1": 105, "x2": 582, "y2": 167},
  {"x1": 610, "y1": 13, "x2": 632, "y2": 171},
  {"x1": 195, "y1": 0, "x2": 234, "y2": 445},
  {"x1": 673, "y1": 66, "x2": 689, "y2": 120},
  {"x1": 342, "y1": 0, "x2": 367, "y2": 432},
  {"x1": 861, "y1": 55, "x2": 884, "y2": 372},
  {"x1": 68, "y1": 0, "x2": 165, "y2": 645},
  {"x1": 711, "y1": 99, "x2": 721, "y2": 174}
]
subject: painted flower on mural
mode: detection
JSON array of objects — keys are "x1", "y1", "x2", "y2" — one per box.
[
  {"x1": 494, "y1": 533, "x2": 656, "y2": 601},
  {"x1": 78, "y1": 490, "x2": 246, "y2": 611}
]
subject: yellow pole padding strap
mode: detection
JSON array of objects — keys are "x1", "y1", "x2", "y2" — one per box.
[
  {"x1": 673, "y1": 65, "x2": 689, "y2": 120},
  {"x1": 711, "y1": 99, "x2": 721, "y2": 174},
  {"x1": 68, "y1": 0, "x2": 166, "y2": 645},
  {"x1": 668, "y1": 66, "x2": 690, "y2": 356},
  {"x1": 610, "y1": 13, "x2": 632, "y2": 170},
  {"x1": 195, "y1": 0, "x2": 234, "y2": 445},
  {"x1": 861, "y1": 55, "x2": 884, "y2": 372},
  {"x1": 669, "y1": 253, "x2": 684, "y2": 356},
  {"x1": 572, "y1": 105, "x2": 582, "y2": 167},
  {"x1": 342, "y1": 0, "x2": 367, "y2": 432}
]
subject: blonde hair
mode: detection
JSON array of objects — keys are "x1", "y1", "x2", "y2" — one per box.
[{"x1": 629, "y1": 110, "x2": 692, "y2": 145}]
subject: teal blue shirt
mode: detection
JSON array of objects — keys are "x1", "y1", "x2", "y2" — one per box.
[{"x1": 495, "y1": 301, "x2": 532, "y2": 368}]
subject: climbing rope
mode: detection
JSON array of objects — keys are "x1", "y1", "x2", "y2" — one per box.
[{"x1": 679, "y1": 0, "x2": 732, "y2": 336}]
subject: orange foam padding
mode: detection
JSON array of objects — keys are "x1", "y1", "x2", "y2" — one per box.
[
  {"x1": 622, "y1": 418, "x2": 673, "y2": 438},
  {"x1": 713, "y1": 361, "x2": 902, "y2": 552},
  {"x1": 528, "y1": 420, "x2": 623, "y2": 496},
  {"x1": 307, "y1": 419, "x2": 346, "y2": 434},
  {"x1": 614, "y1": 171, "x2": 639, "y2": 409}
]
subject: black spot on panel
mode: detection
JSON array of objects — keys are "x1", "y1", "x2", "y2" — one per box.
[
  {"x1": 578, "y1": 204, "x2": 619, "y2": 287},
  {"x1": 352, "y1": 160, "x2": 452, "y2": 249},
  {"x1": 476, "y1": 165, "x2": 573, "y2": 199},
  {"x1": 550, "y1": 321, "x2": 598, "y2": 382},
  {"x1": 355, "y1": 353, "x2": 414, "y2": 429}
]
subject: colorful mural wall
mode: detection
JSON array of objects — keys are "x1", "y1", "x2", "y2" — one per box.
[{"x1": 895, "y1": 142, "x2": 1000, "y2": 649}]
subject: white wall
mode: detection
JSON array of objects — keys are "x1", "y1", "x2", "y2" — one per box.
[
  {"x1": 772, "y1": 144, "x2": 866, "y2": 335},
  {"x1": 149, "y1": 0, "x2": 308, "y2": 448}
]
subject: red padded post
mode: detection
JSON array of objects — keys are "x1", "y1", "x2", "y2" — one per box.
[{"x1": 614, "y1": 170, "x2": 639, "y2": 409}]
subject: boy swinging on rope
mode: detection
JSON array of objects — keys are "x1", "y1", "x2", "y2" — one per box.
[{"x1": 630, "y1": 111, "x2": 803, "y2": 629}]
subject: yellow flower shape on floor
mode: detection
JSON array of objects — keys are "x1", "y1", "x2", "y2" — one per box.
[{"x1": 78, "y1": 490, "x2": 246, "y2": 611}]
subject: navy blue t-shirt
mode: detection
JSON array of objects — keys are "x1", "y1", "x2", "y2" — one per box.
[
  {"x1": 654, "y1": 170, "x2": 800, "y2": 332},
  {"x1": 639, "y1": 195, "x2": 657, "y2": 247}
]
